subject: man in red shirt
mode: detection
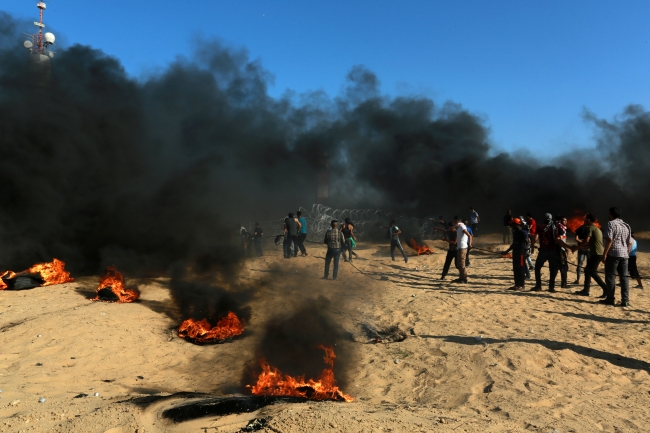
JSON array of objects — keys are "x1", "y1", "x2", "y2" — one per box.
[{"x1": 532, "y1": 213, "x2": 576, "y2": 292}]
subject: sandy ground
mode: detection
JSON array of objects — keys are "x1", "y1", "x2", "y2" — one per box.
[{"x1": 1, "y1": 233, "x2": 649, "y2": 433}]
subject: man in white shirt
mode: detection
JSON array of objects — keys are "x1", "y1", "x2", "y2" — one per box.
[{"x1": 454, "y1": 216, "x2": 473, "y2": 283}]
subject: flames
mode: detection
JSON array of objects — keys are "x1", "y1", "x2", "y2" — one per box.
[
  {"x1": 502, "y1": 253, "x2": 512, "y2": 259},
  {"x1": 92, "y1": 266, "x2": 140, "y2": 303},
  {"x1": 177, "y1": 312, "x2": 245, "y2": 344},
  {"x1": 249, "y1": 345, "x2": 353, "y2": 402},
  {"x1": 408, "y1": 238, "x2": 434, "y2": 255},
  {"x1": 0, "y1": 259, "x2": 73, "y2": 290},
  {"x1": 566, "y1": 212, "x2": 601, "y2": 233}
]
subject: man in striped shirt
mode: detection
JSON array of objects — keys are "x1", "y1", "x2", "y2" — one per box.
[
  {"x1": 601, "y1": 207, "x2": 632, "y2": 307},
  {"x1": 323, "y1": 220, "x2": 346, "y2": 280}
]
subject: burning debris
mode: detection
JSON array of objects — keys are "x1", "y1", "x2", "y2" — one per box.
[
  {"x1": 92, "y1": 266, "x2": 140, "y2": 303},
  {"x1": 248, "y1": 345, "x2": 353, "y2": 402},
  {"x1": 0, "y1": 259, "x2": 73, "y2": 290},
  {"x1": 408, "y1": 238, "x2": 434, "y2": 255},
  {"x1": 502, "y1": 253, "x2": 513, "y2": 259},
  {"x1": 177, "y1": 311, "x2": 245, "y2": 344}
]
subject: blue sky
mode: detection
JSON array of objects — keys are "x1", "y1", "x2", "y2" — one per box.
[{"x1": 6, "y1": 1, "x2": 650, "y2": 156}]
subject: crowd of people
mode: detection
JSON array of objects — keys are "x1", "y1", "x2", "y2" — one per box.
[
  {"x1": 243, "y1": 206, "x2": 642, "y2": 307},
  {"x1": 500, "y1": 207, "x2": 641, "y2": 308}
]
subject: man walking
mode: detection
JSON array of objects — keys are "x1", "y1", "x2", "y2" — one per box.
[
  {"x1": 525, "y1": 213, "x2": 537, "y2": 272},
  {"x1": 503, "y1": 210, "x2": 513, "y2": 244},
  {"x1": 574, "y1": 214, "x2": 607, "y2": 297},
  {"x1": 387, "y1": 220, "x2": 409, "y2": 263},
  {"x1": 439, "y1": 222, "x2": 458, "y2": 280},
  {"x1": 556, "y1": 215, "x2": 570, "y2": 288},
  {"x1": 469, "y1": 207, "x2": 480, "y2": 236},
  {"x1": 574, "y1": 222, "x2": 590, "y2": 285},
  {"x1": 601, "y1": 207, "x2": 632, "y2": 307},
  {"x1": 323, "y1": 220, "x2": 346, "y2": 280},
  {"x1": 253, "y1": 222, "x2": 263, "y2": 257},
  {"x1": 295, "y1": 211, "x2": 308, "y2": 257},
  {"x1": 454, "y1": 216, "x2": 472, "y2": 283},
  {"x1": 340, "y1": 217, "x2": 356, "y2": 263}
]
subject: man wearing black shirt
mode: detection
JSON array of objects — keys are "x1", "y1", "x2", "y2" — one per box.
[
  {"x1": 440, "y1": 222, "x2": 458, "y2": 280},
  {"x1": 504, "y1": 217, "x2": 529, "y2": 290},
  {"x1": 252, "y1": 223, "x2": 263, "y2": 257},
  {"x1": 503, "y1": 210, "x2": 513, "y2": 244}
]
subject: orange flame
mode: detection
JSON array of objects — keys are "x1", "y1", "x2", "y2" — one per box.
[
  {"x1": 249, "y1": 345, "x2": 353, "y2": 402},
  {"x1": 1, "y1": 259, "x2": 73, "y2": 290},
  {"x1": 408, "y1": 238, "x2": 434, "y2": 255},
  {"x1": 0, "y1": 271, "x2": 17, "y2": 290},
  {"x1": 27, "y1": 258, "x2": 74, "y2": 286},
  {"x1": 177, "y1": 312, "x2": 245, "y2": 343},
  {"x1": 566, "y1": 212, "x2": 601, "y2": 233},
  {"x1": 92, "y1": 266, "x2": 140, "y2": 303},
  {"x1": 502, "y1": 253, "x2": 512, "y2": 259}
]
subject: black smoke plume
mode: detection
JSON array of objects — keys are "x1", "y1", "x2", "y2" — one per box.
[{"x1": 1, "y1": 10, "x2": 649, "y2": 277}]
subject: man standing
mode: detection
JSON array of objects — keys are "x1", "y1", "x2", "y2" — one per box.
[
  {"x1": 253, "y1": 222, "x2": 263, "y2": 257},
  {"x1": 574, "y1": 214, "x2": 607, "y2": 297},
  {"x1": 469, "y1": 207, "x2": 480, "y2": 236},
  {"x1": 503, "y1": 210, "x2": 513, "y2": 244},
  {"x1": 340, "y1": 218, "x2": 356, "y2": 263},
  {"x1": 463, "y1": 219, "x2": 473, "y2": 267},
  {"x1": 454, "y1": 216, "x2": 472, "y2": 284},
  {"x1": 532, "y1": 213, "x2": 575, "y2": 293},
  {"x1": 503, "y1": 217, "x2": 529, "y2": 291},
  {"x1": 439, "y1": 222, "x2": 458, "y2": 280},
  {"x1": 295, "y1": 211, "x2": 308, "y2": 257},
  {"x1": 386, "y1": 220, "x2": 409, "y2": 263},
  {"x1": 323, "y1": 220, "x2": 346, "y2": 280},
  {"x1": 284, "y1": 213, "x2": 301, "y2": 259},
  {"x1": 629, "y1": 233, "x2": 644, "y2": 289},
  {"x1": 556, "y1": 215, "x2": 570, "y2": 289},
  {"x1": 525, "y1": 213, "x2": 537, "y2": 271},
  {"x1": 601, "y1": 207, "x2": 632, "y2": 307},
  {"x1": 574, "y1": 222, "x2": 590, "y2": 285}
]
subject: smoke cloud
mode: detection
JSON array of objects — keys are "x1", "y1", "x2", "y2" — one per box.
[{"x1": 1, "y1": 11, "x2": 649, "y2": 275}]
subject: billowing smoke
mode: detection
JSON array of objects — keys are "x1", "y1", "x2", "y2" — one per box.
[{"x1": 1, "y1": 11, "x2": 649, "y2": 276}]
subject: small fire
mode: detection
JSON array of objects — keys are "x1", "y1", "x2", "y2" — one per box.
[
  {"x1": 249, "y1": 345, "x2": 353, "y2": 402},
  {"x1": 1, "y1": 259, "x2": 73, "y2": 290},
  {"x1": 0, "y1": 271, "x2": 17, "y2": 290},
  {"x1": 27, "y1": 258, "x2": 74, "y2": 286},
  {"x1": 502, "y1": 253, "x2": 512, "y2": 259},
  {"x1": 408, "y1": 238, "x2": 434, "y2": 255},
  {"x1": 178, "y1": 312, "x2": 245, "y2": 344},
  {"x1": 566, "y1": 212, "x2": 601, "y2": 233},
  {"x1": 92, "y1": 266, "x2": 140, "y2": 303}
]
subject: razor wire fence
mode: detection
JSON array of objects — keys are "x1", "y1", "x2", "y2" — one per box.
[{"x1": 242, "y1": 204, "x2": 443, "y2": 244}]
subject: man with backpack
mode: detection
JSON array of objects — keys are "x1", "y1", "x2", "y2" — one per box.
[{"x1": 532, "y1": 213, "x2": 576, "y2": 292}]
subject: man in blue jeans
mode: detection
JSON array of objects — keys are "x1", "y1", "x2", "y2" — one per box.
[
  {"x1": 601, "y1": 207, "x2": 632, "y2": 307},
  {"x1": 323, "y1": 220, "x2": 346, "y2": 280},
  {"x1": 295, "y1": 210, "x2": 308, "y2": 256}
]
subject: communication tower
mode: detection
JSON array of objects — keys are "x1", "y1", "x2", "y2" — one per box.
[{"x1": 23, "y1": 2, "x2": 56, "y2": 62}]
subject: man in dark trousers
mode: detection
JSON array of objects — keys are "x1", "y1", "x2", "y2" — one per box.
[
  {"x1": 574, "y1": 214, "x2": 607, "y2": 297},
  {"x1": 323, "y1": 220, "x2": 346, "y2": 280},
  {"x1": 532, "y1": 213, "x2": 575, "y2": 293},
  {"x1": 284, "y1": 213, "x2": 301, "y2": 259},
  {"x1": 439, "y1": 222, "x2": 457, "y2": 280},
  {"x1": 253, "y1": 222, "x2": 263, "y2": 257},
  {"x1": 503, "y1": 217, "x2": 529, "y2": 291},
  {"x1": 469, "y1": 207, "x2": 480, "y2": 236},
  {"x1": 387, "y1": 220, "x2": 408, "y2": 263},
  {"x1": 574, "y1": 222, "x2": 590, "y2": 285},
  {"x1": 295, "y1": 210, "x2": 308, "y2": 257},
  {"x1": 340, "y1": 217, "x2": 356, "y2": 263},
  {"x1": 601, "y1": 207, "x2": 632, "y2": 307}
]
